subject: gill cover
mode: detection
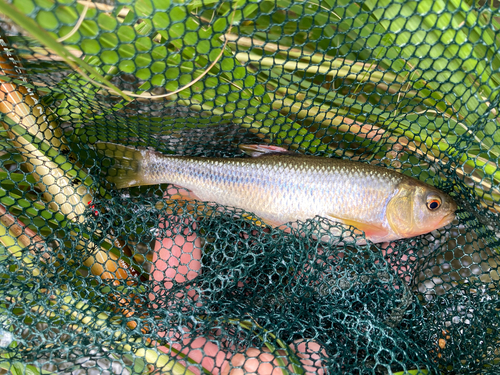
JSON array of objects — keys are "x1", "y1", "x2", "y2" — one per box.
[{"x1": 386, "y1": 183, "x2": 417, "y2": 238}]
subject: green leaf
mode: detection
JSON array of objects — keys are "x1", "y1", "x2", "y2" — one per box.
[
  {"x1": 134, "y1": 0, "x2": 153, "y2": 17},
  {"x1": 81, "y1": 39, "x2": 101, "y2": 54},
  {"x1": 12, "y1": 0, "x2": 35, "y2": 14},
  {"x1": 0, "y1": 1, "x2": 131, "y2": 101},
  {"x1": 97, "y1": 13, "x2": 118, "y2": 31},
  {"x1": 35, "y1": 10, "x2": 58, "y2": 30},
  {"x1": 119, "y1": 60, "x2": 136, "y2": 73},
  {"x1": 153, "y1": 0, "x2": 170, "y2": 10},
  {"x1": 101, "y1": 50, "x2": 119, "y2": 64}
]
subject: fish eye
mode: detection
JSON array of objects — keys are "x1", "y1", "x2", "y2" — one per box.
[{"x1": 426, "y1": 196, "x2": 442, "y2": 211}]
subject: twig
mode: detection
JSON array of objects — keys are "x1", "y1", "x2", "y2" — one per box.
[{"x1": 57, "y1": 2, "x2": 90, "y2": 42}]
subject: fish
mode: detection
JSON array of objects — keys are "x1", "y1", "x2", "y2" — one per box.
[{"x1": 96, "y1": 143, "x2": 457, "y2": 244}]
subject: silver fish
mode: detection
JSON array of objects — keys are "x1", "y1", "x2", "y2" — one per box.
[{"x1": 97, "y1": 143, "x2": 457, "y2": 243}]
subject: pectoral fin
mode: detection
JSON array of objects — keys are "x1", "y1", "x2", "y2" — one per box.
[{"x1": 328, "y1": 215, "x2": 389, "y2": 240}]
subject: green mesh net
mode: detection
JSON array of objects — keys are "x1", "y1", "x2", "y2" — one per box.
[{"x1": 0, "y1": 0, "x2": 499, "y2": 373}]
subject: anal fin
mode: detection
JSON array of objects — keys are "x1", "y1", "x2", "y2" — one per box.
[
  {"x1": 165, "y1": 185, "x2": 200, "y2": 202},
  {"x1": 241, "y1": 213, "x2": 286, "y2": 228},
  {"x1": 162, "y1": 185, "x2": 202, "y2": 216}
]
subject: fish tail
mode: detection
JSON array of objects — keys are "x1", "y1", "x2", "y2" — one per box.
[{"x1": 95, "y1": 142, "x2": 150, "y2": 189}]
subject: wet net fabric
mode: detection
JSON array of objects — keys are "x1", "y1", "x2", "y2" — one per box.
[{"x1": 0, "y1": 0, "x2": 499, "y2": 374}]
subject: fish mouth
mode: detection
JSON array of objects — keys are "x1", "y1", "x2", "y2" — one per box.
[{"x1": 440, "y1": 212, "x2": 456, "y2": 227}]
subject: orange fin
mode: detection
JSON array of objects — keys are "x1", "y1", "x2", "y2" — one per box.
[
  {"x1": 328, "y1": 216, "x2": 389, "y2": 239},
  {"x1": 241, "y1": 213, "x2": 266, "y2": 227},
  {"x1": 161, "y1": 185, "x2": 202, "y2": 215},
  {"x1": 239, "y1": 144, "x2": 294, "y2": 157},
  {"x1": 164, "y1": 185, "x2": 200, "y2": 202},
  {"x1": 240, "y1": 212, "x2": 286, "y2": 228}
]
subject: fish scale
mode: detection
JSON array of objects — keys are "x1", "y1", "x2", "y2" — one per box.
[{"x1": 99, "y1": 143, "x2": 457, "y2": 244}]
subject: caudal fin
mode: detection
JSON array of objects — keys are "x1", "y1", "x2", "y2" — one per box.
[{"x1": 95, "y1": 142, "x2": 146, "y2": 189}]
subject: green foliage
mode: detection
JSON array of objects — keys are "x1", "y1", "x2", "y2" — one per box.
[{"x1": 0, "y1": 0, "x2": 499, "y2": 373}]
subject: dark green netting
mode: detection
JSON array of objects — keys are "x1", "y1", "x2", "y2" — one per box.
[{"x1": 0, "y1": 0, "x2": 499, "y2": 373}]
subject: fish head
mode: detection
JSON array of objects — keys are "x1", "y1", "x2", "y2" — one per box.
[{"x1": 386, "y1": 182, "x2": 457, "y2": 239}]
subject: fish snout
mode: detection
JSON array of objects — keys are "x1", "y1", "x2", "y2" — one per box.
[{"x1": 440, "y1": 211, "x2": 456, "y2": 227}]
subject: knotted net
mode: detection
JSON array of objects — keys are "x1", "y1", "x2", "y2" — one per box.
[{"x1": 0, "y1": 0, "x2": 499, "y2": 374}]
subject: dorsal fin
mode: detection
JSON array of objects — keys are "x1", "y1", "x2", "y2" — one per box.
[{"x1": 239, "y1": 144, "x2": 298, "y2": 157}]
